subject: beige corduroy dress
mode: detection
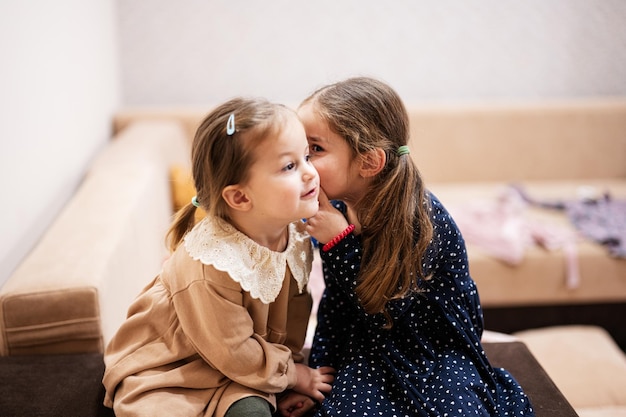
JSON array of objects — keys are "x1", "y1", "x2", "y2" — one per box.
[{"x1": 102, "y1": 216, "x2": 313, "y2": 417}]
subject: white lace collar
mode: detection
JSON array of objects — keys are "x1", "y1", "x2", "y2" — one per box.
[{"x1": 184, "y1": 216, "x2": 312, "y2": 304}]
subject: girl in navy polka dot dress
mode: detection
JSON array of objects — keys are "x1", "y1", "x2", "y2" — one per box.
[{"x1": 291, "y1": 77, "x2": 534, "y2": 417}]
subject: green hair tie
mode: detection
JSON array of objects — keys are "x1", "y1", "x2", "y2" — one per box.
[{"x1": 397, "y1": 145, "x2": 410, "y2": 156}]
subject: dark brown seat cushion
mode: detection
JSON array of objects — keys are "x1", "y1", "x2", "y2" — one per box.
[{"x1": 0, "y1": 342, "x2": 576, "y2": 417}]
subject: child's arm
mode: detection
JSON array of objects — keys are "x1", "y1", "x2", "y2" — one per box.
[
  {"x1": 283, "y1": 280, "x2": 313, "y2": 363},
  {"x1": 308, "y1": 276, "x2": 355, "y2": 368},
  {"x1": 173, "y1": 278, "x2": 298, "y2": 394}
]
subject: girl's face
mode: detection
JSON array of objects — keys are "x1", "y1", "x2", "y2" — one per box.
[
  {"x1": 242, "y1": 114, "x2": 319, "y2": 224},
  {"x1": 298, "y1": 102, "x2": 367, "y2": 204}
]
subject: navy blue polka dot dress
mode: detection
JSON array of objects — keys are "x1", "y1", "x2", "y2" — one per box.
[{"x1": 309, "y1": 194, "x2": 534, "y2": 417}]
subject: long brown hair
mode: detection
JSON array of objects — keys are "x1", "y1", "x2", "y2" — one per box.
[
  {"x1": 301, "y1": 77, "x2": 433, "y2": 326},
  {"x1": 166, "y1": 97, "x2": 292, "y2": 251}
]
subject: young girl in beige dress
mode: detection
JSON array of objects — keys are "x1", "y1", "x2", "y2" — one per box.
[{"x1": 102, "y1": 97, "x2": 335, "y2": 417}]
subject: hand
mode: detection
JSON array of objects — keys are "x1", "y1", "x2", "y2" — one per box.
[
  {"x1": 305, "y1": 189, "x2": 350, "y2": 244},
  {"x1": 277, "y1": 391, "x2": 317, "y2": 417},
  {"x1": 293, "y1": 363, "x2": 335, "y2": 403}
]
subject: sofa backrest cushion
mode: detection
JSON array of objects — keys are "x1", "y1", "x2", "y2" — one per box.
[
  {"x1": 407, "y1": 100, "x2": 626, "y2": 183},
  {"x1": 114, "y1": 100, "x2": 626, "y2": 184}
]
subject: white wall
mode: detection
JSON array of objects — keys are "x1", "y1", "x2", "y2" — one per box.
[
  {"x1": 0, "y1": 1, "x2": 121, "y2": 286},
  {"x1": 1, "y1": 0, "x2": 625, "y2": 288},
  {"x1": 117, "y1": 0, "x2": 626, "y2": 106}
]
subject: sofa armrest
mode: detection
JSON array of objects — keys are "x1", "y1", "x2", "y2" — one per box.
[{"x1": 0, "y1": 121, "x2": 190, "y2": 355}]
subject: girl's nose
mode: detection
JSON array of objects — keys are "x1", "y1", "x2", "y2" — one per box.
[{"x1": 302, "y1": 162, "x2": 318, "y2": 180}]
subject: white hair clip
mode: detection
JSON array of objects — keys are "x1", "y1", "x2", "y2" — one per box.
[{"x1": 226, "y1": 113, "x2": 236, "y2": 135}]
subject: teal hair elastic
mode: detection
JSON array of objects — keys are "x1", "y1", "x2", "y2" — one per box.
[
  {"x1": 397, "y1": 145, "x2": 410, "y2": 156},
  {"x1": 191, "y1": 196, "x2": 200, "y2": 208}
]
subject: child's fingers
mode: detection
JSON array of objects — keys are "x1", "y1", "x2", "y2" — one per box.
[
  {"x1": 310, "y1": 389, "x2": 326, "y2": 403},
  {"x1": 318, "y1": 365, "x2": 336, "y2": 375}
]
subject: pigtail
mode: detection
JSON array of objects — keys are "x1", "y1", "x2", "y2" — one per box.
[
  {"x1": 357, "y1": 153, "x2": 433, "y2": 327},
  {"x1": 166, "y1": 203, "x2": 200, "y2": 252}
]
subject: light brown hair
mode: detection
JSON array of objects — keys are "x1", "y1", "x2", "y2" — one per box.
[
  {"x1": 166, "y1": 97, "x2": 292, "y2": 251},
  {"x1": 301, "y1": 77, "x2": 434, "y2": 326}
]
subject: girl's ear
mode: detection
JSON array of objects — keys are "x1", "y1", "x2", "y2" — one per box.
[
  {"x1": 222, "y1": 185, "x2": 252, "y2": 211},
  {"x1": 359, "y1": 148, "x2": 386, "y2": 178}
]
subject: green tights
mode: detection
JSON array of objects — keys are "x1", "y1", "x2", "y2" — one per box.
[{"x1": 224, "y1": 396, "x2": 272, "y2": 417}]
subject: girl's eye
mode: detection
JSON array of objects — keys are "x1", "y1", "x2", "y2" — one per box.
[
  {"x1": 310, "y1": 144, "x2": 324, "y2": 153},
  {"x1": 283, "y1": 162, "x2": 296, "y2": 171}
]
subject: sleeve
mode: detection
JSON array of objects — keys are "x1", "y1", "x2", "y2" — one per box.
[
  {"x1": 309, "y1": 257, "x2": 358, "y2": 368},
  {"x1": 283, "y1": 277, "x2": 313, "y2": 364},
  {"x1": 316, "y1": 234, "x2": 402, "y2": 327},
  {"x1": 172, "y1": 268, "x2": 297, "y2": 394},
  {"x1": 425, "y1": 193, "x2": 485, "y2": 338}
]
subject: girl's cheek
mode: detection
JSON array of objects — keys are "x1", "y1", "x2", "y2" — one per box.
[
  {"x1": 313, "y1": 163, "x2": 329, "y2": 180},
  {"x1": 311, "y1": 159, "x2": 323, "y2": 172}
]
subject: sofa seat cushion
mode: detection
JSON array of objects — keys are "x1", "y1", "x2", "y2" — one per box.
[
  {"x1": 0, "y1": 353, "x2": 114, "y2": 416},
  {"x1": 429, "y1": 179, "x2": 626, "y2": 307},
  {"x1": 514, "y1": 325, "x2": 626, "y2": 412},
  {"x1": 576, "y1": 407, "x2": 626, "y2": 417},
  {"x1": 0, "y1": 343, "x2": 577, "y2": 417}
]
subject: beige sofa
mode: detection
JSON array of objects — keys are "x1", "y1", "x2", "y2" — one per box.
[{"x1": 1, "y1": 99, "x2": 625, "y2": 414}]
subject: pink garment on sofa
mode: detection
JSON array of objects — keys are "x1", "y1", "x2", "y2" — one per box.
[{"x1": 446, "y1": 187, "x2": 580, "y2": 289}]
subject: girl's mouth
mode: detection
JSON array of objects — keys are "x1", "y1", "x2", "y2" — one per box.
[{"x1": 302, "y1": 185, "x2": 319, "y2": 199}]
